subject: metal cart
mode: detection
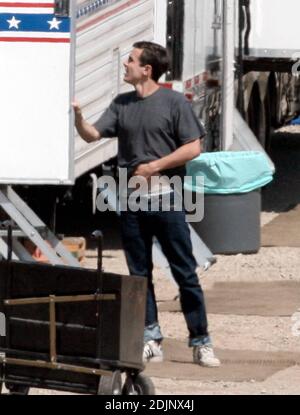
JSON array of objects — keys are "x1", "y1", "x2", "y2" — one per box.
[{"x1": 0, "y1": 227, "x2": 154, "y2": 395}]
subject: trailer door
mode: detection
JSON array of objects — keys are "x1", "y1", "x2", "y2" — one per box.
[{"x1": 0, "y1": 0, "x2": 75, "y2": 185}]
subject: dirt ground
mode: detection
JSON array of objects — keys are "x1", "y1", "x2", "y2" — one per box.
[
  {"x1": 84, "y1": 239, "x2": 300, "y2": 395},
  {"x1": 5, "y1": 127, "x2": 300, "y2": 396}
]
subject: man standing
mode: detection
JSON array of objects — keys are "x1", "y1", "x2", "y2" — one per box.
[{"x1": 73, "y1": 41, "x2": 220, "y2": 368}]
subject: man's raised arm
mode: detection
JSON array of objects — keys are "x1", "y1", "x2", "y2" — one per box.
[{"x1": 73, "y1": 101, "x2": 101, "y2": 143}]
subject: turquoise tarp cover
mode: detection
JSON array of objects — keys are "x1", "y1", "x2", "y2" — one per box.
[{"x1": 185, "y1": 151, "x2": 274, "y2": 194}]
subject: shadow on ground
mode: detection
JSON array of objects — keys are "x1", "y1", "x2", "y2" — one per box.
[
  {"x1": 262, "y1": 132, "x2": 300, "y2": 213},
  {"x1": 57, "y1": 209, "x2": 123, "y2": 251}
]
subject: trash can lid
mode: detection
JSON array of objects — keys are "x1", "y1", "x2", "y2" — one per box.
[{"x1": 185, "y1": 151, "x2": 274, "y2": 194}]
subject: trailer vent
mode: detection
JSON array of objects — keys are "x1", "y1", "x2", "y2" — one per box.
[{"x1": 76, "y1": 0, "x2": 121, "y2": 19}]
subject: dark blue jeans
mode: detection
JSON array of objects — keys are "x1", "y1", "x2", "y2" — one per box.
[{"x1": 120, "y1": 203, "x2": 210, "y2": 347}]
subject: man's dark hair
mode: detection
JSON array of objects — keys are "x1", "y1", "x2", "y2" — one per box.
[{"x1": 133, "y1": 41, "x2": 170, "y2": 82}]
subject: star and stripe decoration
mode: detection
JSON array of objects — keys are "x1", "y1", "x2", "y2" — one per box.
[{"x1": 0, "y1": 1, "x2": 70, "y2": 43}]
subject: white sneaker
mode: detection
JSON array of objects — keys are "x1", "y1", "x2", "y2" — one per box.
[
  {"x1": 193, "y1": 344, "x2": 221, "y2": 368},
  {"x1": 143, "y1": 340, "x2": 163, "y2": 363}
]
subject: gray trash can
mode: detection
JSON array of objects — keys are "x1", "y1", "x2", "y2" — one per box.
[{"x1": 185, "y1": 151, "x2": 274, "y2": 255}]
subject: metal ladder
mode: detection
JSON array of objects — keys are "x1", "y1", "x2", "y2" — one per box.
[{"x1": 0, "y1": 186, "x2": 80, "y2": 267}]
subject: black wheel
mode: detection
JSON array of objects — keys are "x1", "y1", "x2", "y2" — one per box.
[
  {"x1": 123, "y1": 374, "x2": 155, "y2": 396},
  {"x1": 263, "y1": 92, "x2": 272, "y2": 154},
  {"x1": 97, "y1": 371, "x2": 122, "y2": 395},
  {"x1": 6, "y1": 384, "x2": 30, "y2": 395},
  {"x1": 247, "y1": 82, "x2": 268, "y2": 148}
]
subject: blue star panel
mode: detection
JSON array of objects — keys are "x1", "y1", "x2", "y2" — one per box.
[{"x1": 0, "y1": 14, "x2": 70, "y2": 32}]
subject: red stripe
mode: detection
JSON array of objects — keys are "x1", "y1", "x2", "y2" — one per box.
[
  {"x1": 0, "y1": 2, "x2": 54, "y2": 7},
  {"x1": 77, "y1": 0, "x2": 140, "y2": 33},
  {"x1": 0, "y1": 37, "x2": 69, "y2": 43}
]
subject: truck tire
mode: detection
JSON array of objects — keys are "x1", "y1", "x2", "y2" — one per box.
[{"x1": 247, "y1": 82, "x2": 271, "y2": 150}]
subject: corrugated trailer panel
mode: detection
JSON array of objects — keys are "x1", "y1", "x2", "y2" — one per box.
[{"x1": 74, "y1": 0, "x2": 155, "y2": 178}]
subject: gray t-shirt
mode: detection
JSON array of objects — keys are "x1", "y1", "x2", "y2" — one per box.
[{"x1": 94, "y1": 87, "x2": 205, "y2": 178}]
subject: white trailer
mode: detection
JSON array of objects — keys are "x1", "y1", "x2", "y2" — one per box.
[
  {"x1": 0, "y1": 0, "x2": 75, "y2": 185},
  {"x1": 0, "y1": 0, "x2": 158, "y2": 263},
  {"x1": 0, "y1": 0, "x2": 299, "y2": 262},
  {"x1": 74, "y1": 0, "x2": 156, "y2": 178},
  {"x1": 149, "y1": 0, "x2": 300, "y2": 152},
  {"x1": 0, "y1": 0, "x2": 226, "y2": 187},
  {"x1": 247, "y1": 0, "x2": 300, "y2": 58},
  {"x1": 0, "y1": 0, "x2": 215, "y2": 265}
]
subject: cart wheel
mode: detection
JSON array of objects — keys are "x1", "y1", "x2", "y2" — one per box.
[
  {"x1": 6, "y1": 384, "x2": 30, "y2": 395},
  {"x1": 97, "y1": 371, "x2": 122, "y2": 395},
  {"x1": 123, "y1": 374, "x2": 155, "y2": 396}
]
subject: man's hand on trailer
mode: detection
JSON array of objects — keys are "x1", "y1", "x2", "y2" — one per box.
[{"x1": 72, "y1": 101, "x2": 100, "y2": 143}]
